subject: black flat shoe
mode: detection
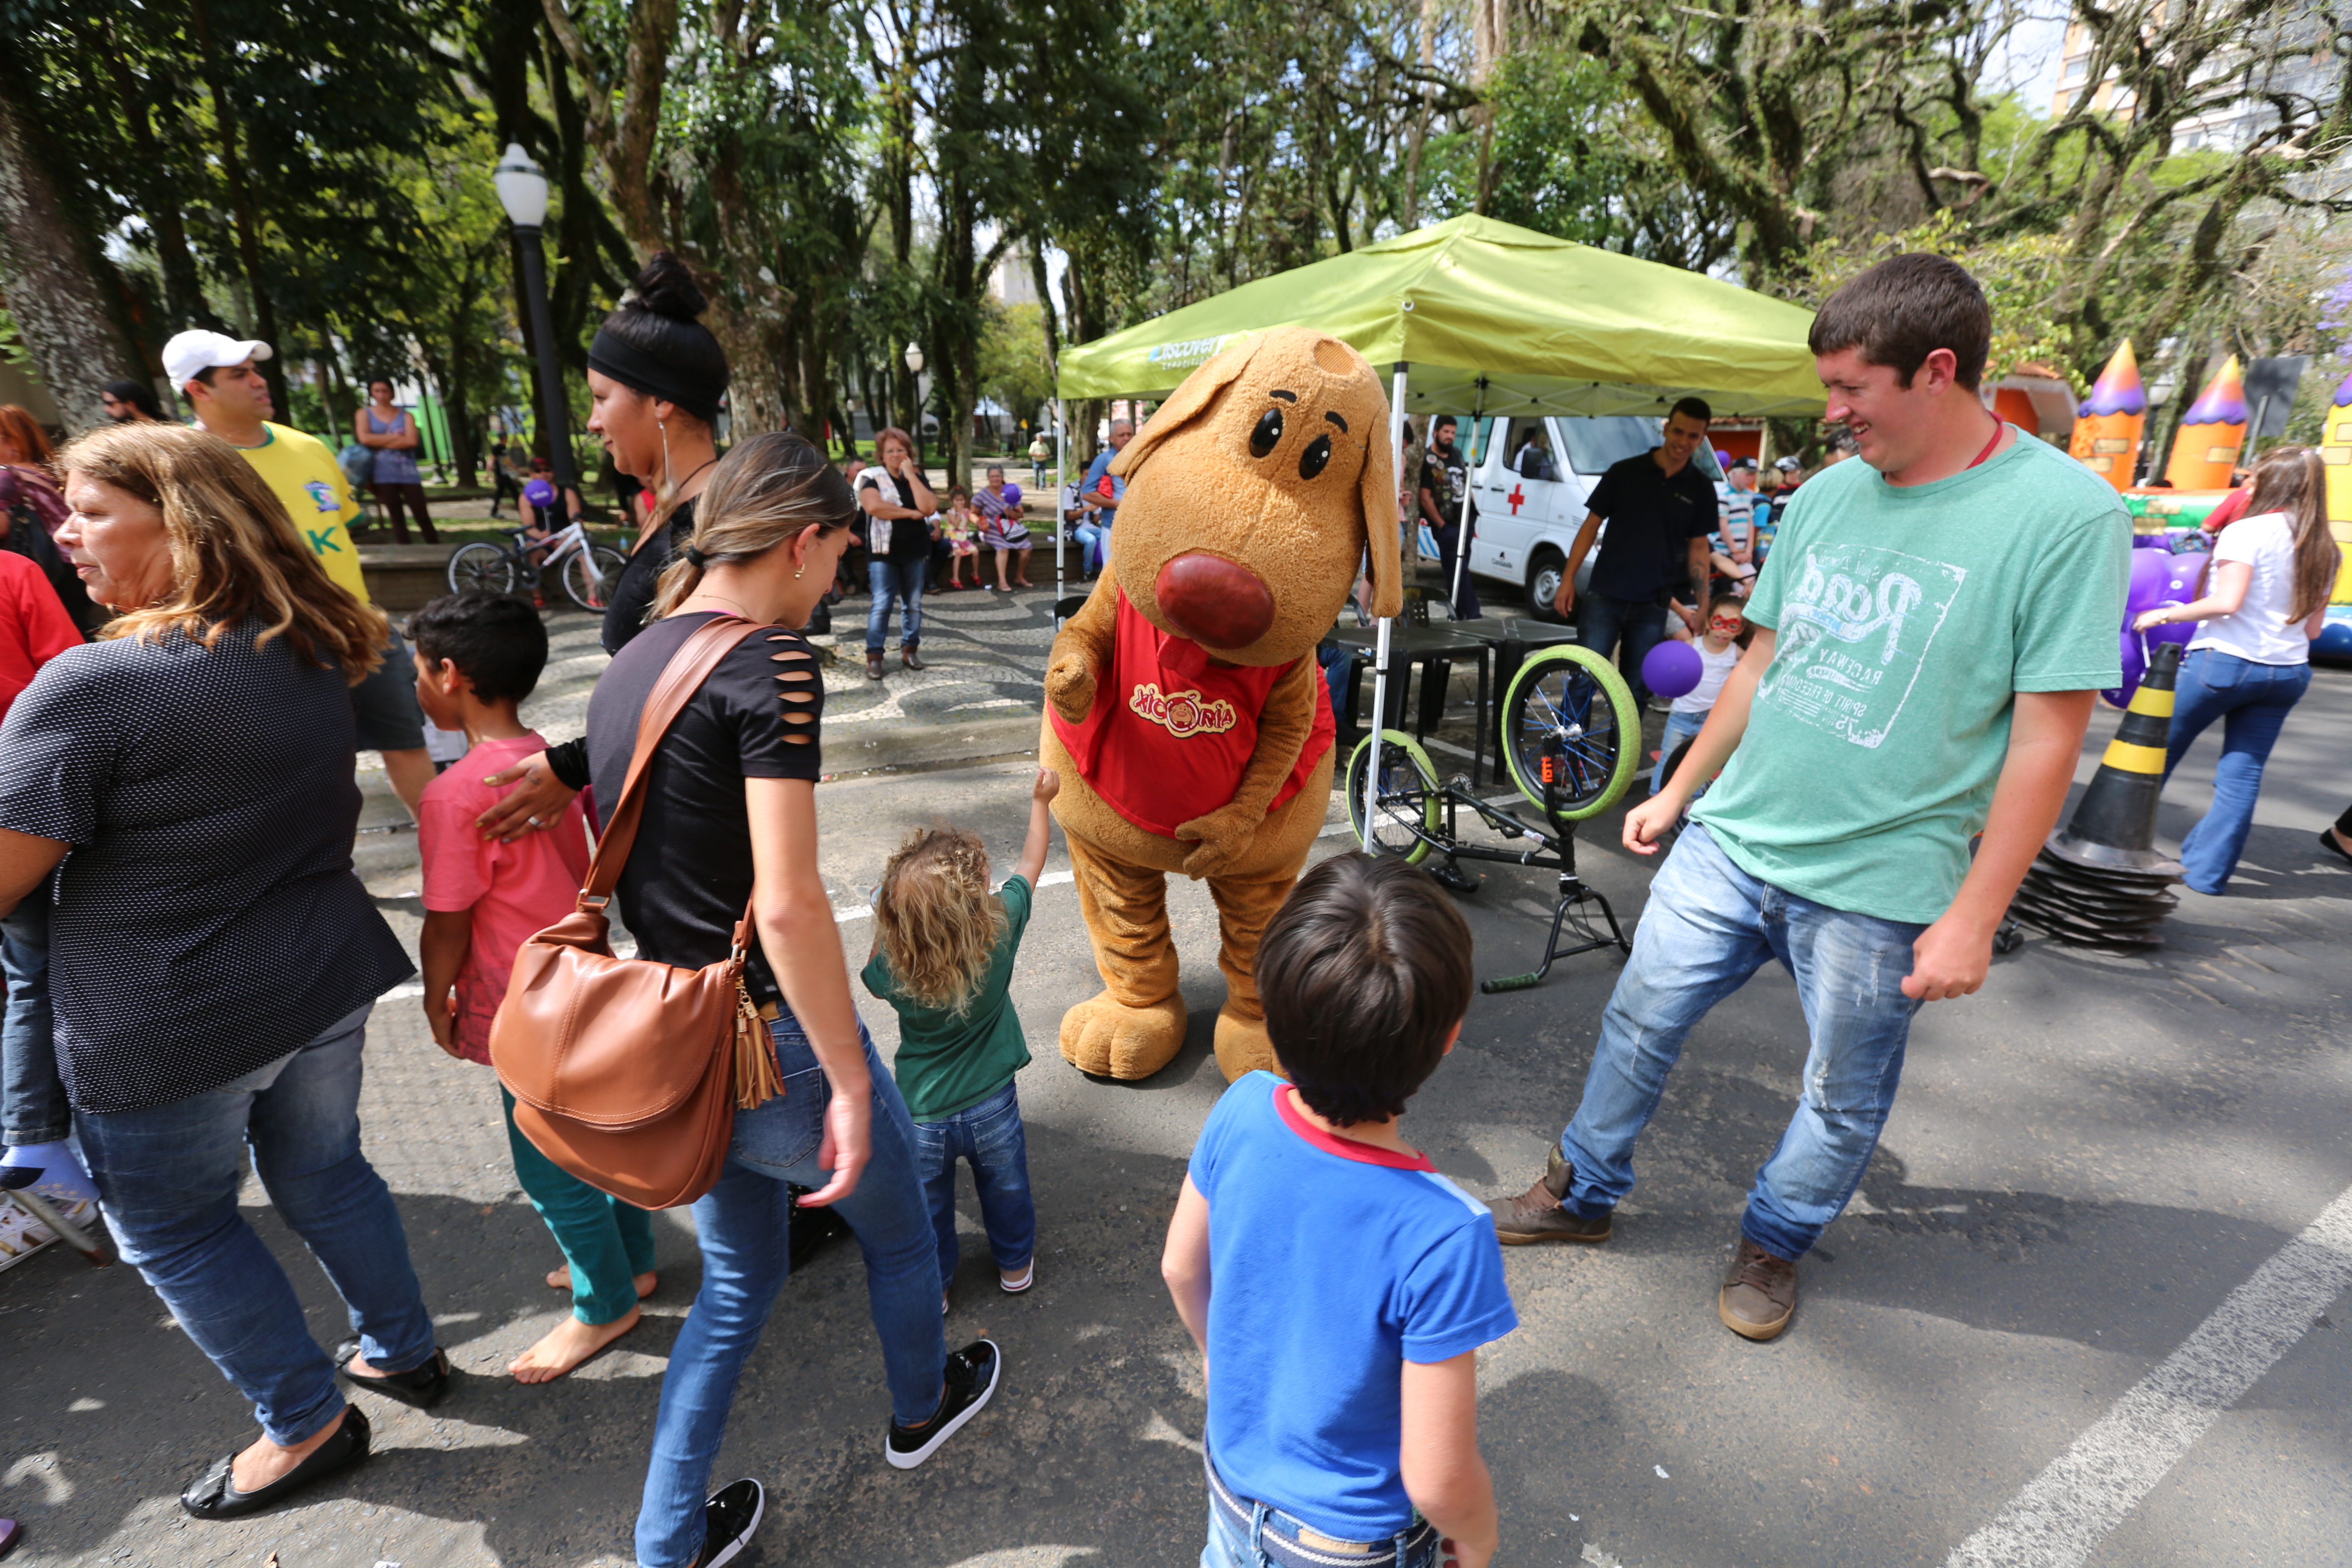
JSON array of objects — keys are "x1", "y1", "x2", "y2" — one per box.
[
  {"x1": 2320, "y1": 829, "x2": 2352, "y2": 868},
  {"x1": 333, "y1": 1337, "x2": 451, "y2": 1410},
  {"x1": 180, "y1": 1403, "x2": 370, "y2": 1520}
]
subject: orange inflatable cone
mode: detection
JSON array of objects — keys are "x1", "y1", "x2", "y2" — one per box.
[
  {"x1": 2162, "y1": 355, "x2": 2247, "y2": 491},
  {"x1": 2069, "y1": 340, "x2": 2146, "y2": 492},
  {"x1": 2009, "y1": 643, "x2": 2183, "y2": 947}
]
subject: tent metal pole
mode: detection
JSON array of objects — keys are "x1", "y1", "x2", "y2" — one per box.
[
  {"x1": 1365, "y1": 365, "x2": 1409, "y2": 853},
  {"x1": 1448, "y1": 379, "x2": 1486, "y2": 614},
  {"x1": 1054, "y1": 397, "x2": 1066, "y2": 614}
]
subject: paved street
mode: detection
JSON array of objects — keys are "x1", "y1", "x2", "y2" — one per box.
[{"x1": 6, "y1": 589, "x2": 2350, "y2": 1567}]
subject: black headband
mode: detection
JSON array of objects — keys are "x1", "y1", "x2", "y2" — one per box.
[{"x1": 587, "y1": 327, "x2": 724, "y2": 424}]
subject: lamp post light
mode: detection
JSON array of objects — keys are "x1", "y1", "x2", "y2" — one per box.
[
  {"x1": 903, "y1": 341, "x2": 924, "y2": 378},
  {"x1": 494, "y1": 143, "x2": 579, "y2": 495}
]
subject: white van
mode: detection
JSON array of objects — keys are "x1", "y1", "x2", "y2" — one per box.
[{"x1": 1444, "y1": 415, "x2": 1731, "y2": 620}]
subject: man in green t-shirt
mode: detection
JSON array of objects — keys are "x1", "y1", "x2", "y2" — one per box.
[{"x1": 1490, "y1": 255, "x2": 2128, "y2": 1343}]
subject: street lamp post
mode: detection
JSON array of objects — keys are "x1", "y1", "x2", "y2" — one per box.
[
  {"x1": 902, "y1": 341, "x2": 925, "y2": 457},
  {"x1": 494, "y1": 143, "x2": 579, "y2": 496}
]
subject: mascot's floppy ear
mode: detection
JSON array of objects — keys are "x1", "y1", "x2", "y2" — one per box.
[
  {"x1": 1361, "y1": 418, "x2": 1403, "y2": 619},
  {"x1": 1110, "y1": 333, "x2": 1263, "y2": 481}
]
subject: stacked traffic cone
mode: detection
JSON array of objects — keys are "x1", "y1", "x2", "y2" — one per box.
[{"x1": 2010, "y1": 642, "x2": 2184, "y2": 947}]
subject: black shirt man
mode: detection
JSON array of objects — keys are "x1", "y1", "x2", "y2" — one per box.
[{"x1": 1553, "y1": 396, "x2": 1717, "y2": 699}]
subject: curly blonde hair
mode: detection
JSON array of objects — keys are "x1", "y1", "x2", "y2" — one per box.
[{"x1": 873, "y1": 827, "x2": 1008, "y2": 1016}]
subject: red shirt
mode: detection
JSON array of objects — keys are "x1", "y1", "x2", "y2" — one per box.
[
  {"x1": 1050, "y1": 588, "x2": 1333, "y2": 838},
  {"x1": 0, "y1": 550, "x2": 82, "y2": 725}
]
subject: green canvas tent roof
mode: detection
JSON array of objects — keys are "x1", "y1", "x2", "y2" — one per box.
[{"x1": 1056, "y1": 214, "x2": 1824, "y2": 418}]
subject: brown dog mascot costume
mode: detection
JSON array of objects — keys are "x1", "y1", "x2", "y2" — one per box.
[{"x1": 1041, "y1": 327, "x2": 1403, "y2": 1082}]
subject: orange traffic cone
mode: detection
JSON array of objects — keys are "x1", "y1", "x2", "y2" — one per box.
[{"x1": 2009, "y1": 643, "x2": 2183, "y2": 947}]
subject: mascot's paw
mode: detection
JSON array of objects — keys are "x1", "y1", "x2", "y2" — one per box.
[
  {"x1": 1046, "y1": 656, "x2": 1098, "y2": 726},
  {"x1": 1060, "y1": 992, "x2": 1188, "y2": 1081},
  {"x1": 1176, "y1": 802, "x2": 1260, "y2": 880},
  {"x1": 1213, "y1": 1007, "x2": 1282, "y2": 1082}
]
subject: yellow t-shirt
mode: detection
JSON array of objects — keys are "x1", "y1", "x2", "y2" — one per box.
[{"x1": 225, "y1": 422, "x2": 372, "y2": 605}]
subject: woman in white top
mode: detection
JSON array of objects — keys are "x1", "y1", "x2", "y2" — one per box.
[{"x1": 2132, "y1": 445, "x2": 2340, "y2": 894}]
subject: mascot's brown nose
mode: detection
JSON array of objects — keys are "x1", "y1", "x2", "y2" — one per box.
[{"x1": 1155, "y1": 553, "x2": 1275, "y2": 649}]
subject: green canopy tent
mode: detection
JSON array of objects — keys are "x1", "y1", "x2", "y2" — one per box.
[{"x1": 1045, "y1": 213, "x2": 1823, "y2": 849}]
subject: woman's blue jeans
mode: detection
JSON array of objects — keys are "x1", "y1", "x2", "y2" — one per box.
[
  {"x1": 1558, "y1": 824, "x2": 1925, "y2": 1261},
  {"x1": 2, "y1": 893, "x2": 68, "y2": 1145},
  {"x1": 635, "y1": 1018, "x2": 945, "y2": 1568},
  {"x1": 913, "y1": 1080, "x2": 1036, "y2": 1289},
  {"x1": 72, "y1": 1002, "x2": 437, "y2": 1446},
  {"x1": 2162, "y1": 648, "x2": 2312, "y2": 895},
  {"x1": 866, "y1": 559, "x2": 925, "y2": 653}
]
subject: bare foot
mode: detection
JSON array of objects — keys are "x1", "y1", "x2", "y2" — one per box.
[
  {"x1": 510, "y1": 1305, "x2": 641, "y2": 1384},
  {"x1": 229, "y1": 1404, "x2": 348, "y2": 1492},
  {"x1": 545, "y1": 1265, "x2": 657, "y2": 1299}
]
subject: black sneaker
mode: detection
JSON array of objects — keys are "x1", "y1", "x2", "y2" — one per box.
[
  {"x1": 885, "y1": 1339, "x2": 1001, "y2": 1470},
  {"x1": 690, "y1": 1478, "x2": 764, "y2": 1568}
]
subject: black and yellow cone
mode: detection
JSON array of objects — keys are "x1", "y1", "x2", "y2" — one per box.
[{"x1": 2010, "y1": 643, "x2": 2185, "y2": 949}]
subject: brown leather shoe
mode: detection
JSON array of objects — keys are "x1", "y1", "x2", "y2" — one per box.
[
  {"x1": 865, "y1": 653, "x2": 885, "y2": 680},
  {"x1": 1718, "y1": 1237, "x2": 1796, "y2": 1341},
  {"x1": 1488, "y1": 1146, "x2": 1612, "y2": 1245},
  {"x1": 902, "y1": 646, "x2": 925, "y2": 671}
]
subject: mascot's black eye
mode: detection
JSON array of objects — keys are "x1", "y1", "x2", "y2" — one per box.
[
  {"x1": 1298, "y1": 434, "x2": 1332, "y2": 480},
  {"x1": 1250, "y1": 408, "x2": 1283, "y2": 457}
]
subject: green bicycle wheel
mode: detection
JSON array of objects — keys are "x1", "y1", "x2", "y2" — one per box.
[
  {"x1": 1499, "y1": 644, "x2": 1639, "y2": 821},
  {"x1": 1343, "y1": 729, "x2": 1443, "y2": 865}
]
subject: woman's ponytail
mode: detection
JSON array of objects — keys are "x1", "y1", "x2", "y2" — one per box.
[{"x1": 647, "y1": 432, "x2": 856, "y2": 621}]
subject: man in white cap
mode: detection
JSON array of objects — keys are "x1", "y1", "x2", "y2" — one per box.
[{"x1": 163, "y1": 330, "x2": 433, "y2": 817}]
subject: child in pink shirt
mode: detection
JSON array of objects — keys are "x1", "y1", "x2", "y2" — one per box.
[{"x1": 410, "y1": 592, "x2": 656, "y2": 1383}]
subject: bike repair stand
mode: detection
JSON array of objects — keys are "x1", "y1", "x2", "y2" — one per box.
[{"x1": 1475, "y1": 747, "x2": 1630, "y2": 994}]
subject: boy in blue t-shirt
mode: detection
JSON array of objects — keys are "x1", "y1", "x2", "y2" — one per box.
[{"x1": 1162, "y1": 853, "x2": 1514, "y2": 1568}]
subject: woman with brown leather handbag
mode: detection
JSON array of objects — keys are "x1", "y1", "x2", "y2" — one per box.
[{"x1": 574, "y1": 432, "x2": 1003, "y2": 1568}]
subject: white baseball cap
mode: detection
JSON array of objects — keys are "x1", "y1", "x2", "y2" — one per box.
[{"x1": 163, "y1": 330, "x2": 272, "y2": 391}]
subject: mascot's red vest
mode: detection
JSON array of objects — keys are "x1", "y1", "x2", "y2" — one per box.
[{"x1": 1048, "y1": 588, "x2": 1334, "y2": 838}]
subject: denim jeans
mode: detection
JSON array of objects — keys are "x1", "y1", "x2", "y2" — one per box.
[
  {"x1": 1579, "y1": 592, "x2": 1668, "y2": 702},
  {"x1": 2, "y1": 894, "x2": 68, "y2": 1145},
  {"x1": 73, "y1": 1002, "x2": 437, "y2": 1446},
  {"x1": 1429, "y1": 521, "x2": 1481, "y2": 619},
  {"x1": 1651, "y1": 708, "x2": 1707, "y2": 797},
  {"x1": 1558, "y1": 823, "x2": 1925, "y2": 1261},
  {"x1": 501, "y1": 1086, "x2": 657, "y2": 1325},
  {"x1": 1075, "y1": 519, "x2": 1111, "y2": 574},
  {"x1": 866, "y1": 559, "x2": 925, "y2": 653},
  {"x1": 2162, "y1": 648, "x2": 2312, "y2": 895},
  {"x1": 1202, "y1": 1452, "x2": 1440, "y2": 1568},
  {"x1": 913, "y1": 1080, "x2": 1036, "y2": 1289},
  {"x1": 635, "y1": 1017, "x2": 946, "y2": 1568}
]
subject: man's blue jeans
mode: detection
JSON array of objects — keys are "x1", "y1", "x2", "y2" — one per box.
[
  {"x1": 1075, "y1": 519, "x2": 1111, "y2": 574},
  {"x1": 635, "y1": 1018, "x2": 945, "y2": 1568},
  {"x1": 73, "y1": 1002, "x2": 437, "y2": 1446},
  {"x1": 2, "y1": 894, "x2": 68, "y2": 1145},
  {"x1": 866, "y1": 559, "x2": 925, "y2": 653},
  {"x1": 1580, "y1": 592, "x2": 1668, "y2": 701},
  {"x1": 2162, "y1": 648, "x2": 2312, "y2": 895},
  {"x1": 912, "y1": 1080, "x2": 1036, "y2": 1289},
  {"x1": 1559, "y1": 824, "x2": 1926, "y2": 1261}
]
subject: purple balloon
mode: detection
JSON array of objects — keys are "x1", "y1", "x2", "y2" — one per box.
[
  {"x1": 1000, "y1": 481, "x2": 1023, "y2": 506},
  {"x1": 2126, "y1": 550, "x2": 2172, "y2": 618},
  {"x1": 1641, "y1": 639, "x2": 1706, "y2": 700},
  {"x1": 2161, "y1": 556, "x2": 2205, "y2": 603},
  {"x1": 523, "y1": 479, "x2": 557, "y2": 510},
  {"x1": 2102, "y1": 630, "x2": 2147, "y2": 709}
]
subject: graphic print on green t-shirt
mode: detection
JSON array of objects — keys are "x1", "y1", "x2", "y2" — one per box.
[{"x1": 1767, "y1": 542, "x2": 1968, "y2": 750}]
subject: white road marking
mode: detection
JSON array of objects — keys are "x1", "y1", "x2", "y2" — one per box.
[{"x1": 1946, "y1": 1183, "x2": 2352, "y2": 1568}]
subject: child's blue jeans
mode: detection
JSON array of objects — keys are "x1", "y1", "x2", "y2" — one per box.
[
  {"x1": 2, "y1": 895, "x2": 69, "y2": 1145},
  {"x1": 1651, "y1": 707, "x2": 1708, "y2": 797},
  {"x1": 912, "y1": 1080, "x2": 1036, "y2": 1288}
]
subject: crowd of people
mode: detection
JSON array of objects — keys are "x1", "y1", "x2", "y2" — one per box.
[{"x1": 0, "y1": 247, "x2": 2343, "y2": 1568}]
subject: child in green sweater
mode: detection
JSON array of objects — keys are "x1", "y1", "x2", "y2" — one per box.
[{"x1": 864, "y1": 768, "x2": 1057, "y2": 1309}]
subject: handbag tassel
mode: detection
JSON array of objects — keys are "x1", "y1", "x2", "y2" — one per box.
[{"x1": 734, "y1": 984, "x2": 786, "y2": 1109}]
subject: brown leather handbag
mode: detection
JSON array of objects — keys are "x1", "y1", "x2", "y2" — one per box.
[{"x1": 491, "y1": 615, "x2": 787, "y2": 1209}]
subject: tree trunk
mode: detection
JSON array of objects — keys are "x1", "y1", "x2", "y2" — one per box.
[
  {"x1": 0, "y1": 82, "x2": 139, "y2": 431},
  {"x1": 189, "y1": 0, "x2": 289, "y2": 420}
]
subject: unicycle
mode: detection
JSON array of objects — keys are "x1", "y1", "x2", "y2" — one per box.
[{"x1": 1497, "y1": 644, "x2": 1640, "y2": 820}]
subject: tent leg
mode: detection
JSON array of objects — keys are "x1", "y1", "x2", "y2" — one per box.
[
  {"x1": 1362, "y1": 616, "x2": 1393, "y2": 854},
  {"x1": 1448, "y1": 385, "x2": 1486, "y2": 616},
  {"x1": 1054, "y1": 398, "x2": 1065, "y2": 615}
]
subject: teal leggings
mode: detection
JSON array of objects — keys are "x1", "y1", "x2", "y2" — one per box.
[{"x1": 502, "y1": 1088, "x2": 657, "y2": 1325}]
